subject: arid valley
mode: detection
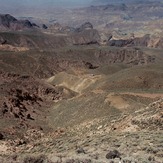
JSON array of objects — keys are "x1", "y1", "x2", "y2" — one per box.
[{"x1": 0, "y1": 0, "x2": 163, "y2": 162}]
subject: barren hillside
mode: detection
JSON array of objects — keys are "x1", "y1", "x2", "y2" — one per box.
[{"x1": 0, "y1": 2, "x2": 163, "y2": 162}]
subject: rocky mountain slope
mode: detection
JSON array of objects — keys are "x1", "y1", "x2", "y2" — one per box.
[
  {"x1": 107, "y1": 34, "x2": 163, "y2": 48},
  {"x1": 0, "y1": 21, "x2": 101, "y2": 49},
  {"x1": 0, "y1": 71, "x2": 76, "y2": 140},
  {"x1": 0, "y1": 5, "x2": 163, "y2": 162},
  {"x1": 0, "y1": 93, "x2": 162, "y2": 162},
  {"x1": 1, "y1": 12, "x2": 163, "y2": 49},
  {"x1": 0, "y1": 14, "x2": 38, "y2": 31}
]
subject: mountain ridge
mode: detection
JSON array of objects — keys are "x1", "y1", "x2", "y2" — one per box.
[{"x1": 0, "y1": 14, "x2": 38, "y2": 31}]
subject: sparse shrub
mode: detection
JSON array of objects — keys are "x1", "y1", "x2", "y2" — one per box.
[
  {"x1": 148, "y1": 156, "x2": 155, "y2": 161},
  {"x1": 23, "y1": 155, "x2": 53, "y2": 163},
  {"x1": 76, "y1": 147, "x2": 86, "y2": 154},
  {"x1": 66, "y1": 159, "x2": 75, "y2": 163}
]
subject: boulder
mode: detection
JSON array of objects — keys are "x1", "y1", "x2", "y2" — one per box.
[
  {"x1": 106, "y1": 150, "x2": 121, "y2": 159},
  {"x1": 0, "y1": 133, "x2": 4, "y2": 140}
]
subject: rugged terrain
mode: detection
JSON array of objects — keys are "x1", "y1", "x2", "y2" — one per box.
[
  {"x1": 10, "y1": 1, "x2": 163, "y2": 36},
  {"x1": 0, "y1": 1, "x2": 163, "y2": 162}
]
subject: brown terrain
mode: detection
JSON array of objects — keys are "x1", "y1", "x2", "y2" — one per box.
[{"x1": 0, "y1": 1, "x2": 163, "y2": 162}]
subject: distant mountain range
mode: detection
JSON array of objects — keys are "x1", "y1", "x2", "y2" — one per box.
[
  {"x1": 91, "y1": 0, "x2": 163, "y2": 5},
  {"x1": 0, "y1": 14, "x2": 38, "y2": 30}
]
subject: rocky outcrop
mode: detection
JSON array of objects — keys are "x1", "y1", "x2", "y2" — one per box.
[
  {"x1": 48, "y1": 23, "x2": 75, "y2": 33},
  {"x1": 108, "y1": 34, "x2": 163, "y2": 48},
  {"x1": 131, "y1": 98, "x2": 163, "y2": 130},
  {"x1": 0, "y1": 30, "x2": 70, "y2": 50},
  {"x1": 44, "y1": 22, "x2": 99, "y2": 45},
  {"x1": 0, "y1": 71, "x2": 78, "y2": 140},
  {"x1": 110, "y1": 98, "x2": 163, "y2": 132},
  {"x1": 108, "y1": 39, "x2": 134, "y2": 47},
  {"x1": 0, "y1": 133, "x2": 4, "y2": 140},
  {"x1": 48, "y1": 23, "x2": 63, "y2": 32},
  {"x1": 75, "y1": 22, "x2": 93, "y2": 32},
  {"x1": 93, "y1": 48, "x2": 155, "y2": 65},
  {"x1": 0, "y1": 14, "x2": 38, "y2": 31},
  {"x1": 106, "y1": 150, "x2": 121, "y2": 159},
  {"x1": 70, "y1": 22, "x2": 100, "y2": 45},
  {"x1": 71, "y1": 29, "x2": 100, "y2": 45},
  {"x1": 0, "y1": 72, "x2": 72, "y2": 122},
  {"x1": 42, "y1": 24, "x2": 48, "y2": 29}
]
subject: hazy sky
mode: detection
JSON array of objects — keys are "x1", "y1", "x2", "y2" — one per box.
[
  {"x1": 0, "y1": 0, "x2": 94, "y2": 17},
  {"x1": 0, "y1": 0, "x2": 92, "y2": 8}
]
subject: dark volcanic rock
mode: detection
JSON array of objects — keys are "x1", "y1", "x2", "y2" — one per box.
[
  {"x1": 19, "y1": 20, "x2": 33, "y2": 28},
  {"x1": 0, "y1": 14, "x2": 17, "y2": 27},
  {"x1": 106, "y1": 150, "x2": 121, "y2": 159},
  {"x1": 0, "y1": 133, "x2": 4, "y2": 140},
  {"x1": 42, "y1": 24, "x2": 48, "y2": 29},
  {"x1": 0, "y1": 14, "x2": 38, "y2": 31},
  {"x1": 84, "y1": 61, "x2": 98, "y2": 69}
]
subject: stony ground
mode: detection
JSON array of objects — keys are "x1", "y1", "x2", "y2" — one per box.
[
  {"x1": 0, "y1": 99, "x2": 162, "y2": 163},
  {"x1": 0, "y1": 130, "x2": 163, "y2": 163}
]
